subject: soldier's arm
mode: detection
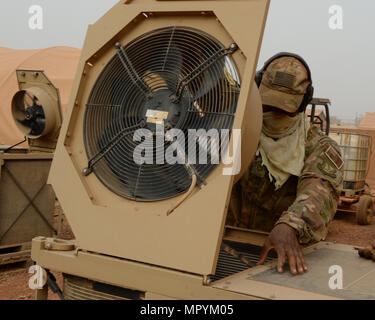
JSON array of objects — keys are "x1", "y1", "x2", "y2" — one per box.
[{"x1": 276, "y1": 131, "x2": 344, "y2": 244}]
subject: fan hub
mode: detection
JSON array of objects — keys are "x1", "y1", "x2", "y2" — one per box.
[{"x1": 142, "y1": 90, "x2": 187, "y2": 132}]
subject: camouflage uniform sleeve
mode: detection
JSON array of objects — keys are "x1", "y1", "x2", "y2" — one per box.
[{"x1": 275, "y1": 127, "x2": 344, "y2": 244}]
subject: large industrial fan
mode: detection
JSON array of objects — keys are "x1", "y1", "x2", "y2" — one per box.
[
  {"x1": 83, "y1": 26, "x2": 241, "y2": 201},
  {"x1": 0, "y1": 70, "x2": 62, "y2": 265},
  {"x1": 31, "y1": 0, "x2": 271, "y2": 300}
]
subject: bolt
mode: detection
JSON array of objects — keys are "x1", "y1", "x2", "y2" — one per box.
[
  {"x1": 115, "y1": 42, "x2": 122, "y2": 49},
  {"x1": 82, "y1": 167, "x2": 92, "y2": 176},
  {"x1": 170, "y1": 95, "x2": 178, "y2": 103},
  {"x1": 230, "y1": 43, "x2": 239, "y2": 52}
]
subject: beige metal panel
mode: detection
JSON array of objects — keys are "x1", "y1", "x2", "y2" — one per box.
[
  {"x1": 212, "y1": 242, "x2": 375, "y2": 300},
  {"x1": 145, "y1": 292, "x2": 176, "y2": 300},
  {"x1": 223, "y1": 226, "x2": 269, "y2": 247},
  {"x1": 213, "y1": 272, "x2": 339, "y2": 300},
  {"x1": 32, "y1": 237, "x2": 256, "y2": 300},
  {"x1": 12, "y1": 70, "x2": 63, "y2": 152},
  {"x1": 0, "y1": 158, "x2": 55, "y2": 246},
  {"x1": 0, "y1": 152, "x2": 53, "y2": 160},
  {"x1": 49, "y1": 0, "x2": 269, "y2": 276}
]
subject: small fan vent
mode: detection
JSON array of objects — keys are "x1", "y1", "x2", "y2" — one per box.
[
  {"x1": 83, "y1": 26, "x2": 241, "y2": 201},
  {"x1": 12, "y1": 90, "x2": 46, "y2": 137}
]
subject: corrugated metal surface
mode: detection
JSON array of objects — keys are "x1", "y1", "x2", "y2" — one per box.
[
  {"x1": 212, "y1": 241, "x2": 274, "y2": 282},
  {"x1": 64, "y1": 276, "x2": 129, "y2": 300}
]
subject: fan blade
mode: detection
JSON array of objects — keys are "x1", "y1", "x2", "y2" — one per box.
[
  {"x1": 192, "y1": 68, "x2": 221, "y2": 101},
  {"x1": 17, "y1": 118, "x2": 33, "y2": 128},
  {"x1": 143, "y1": 44, "x2": 183, "y2": 93}
]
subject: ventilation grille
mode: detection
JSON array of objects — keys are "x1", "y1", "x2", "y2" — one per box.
[
  {"x1": 213, "y1": 241, "x2": 275, "y2": 282},
  {"x1": 83, "y1": 26, "x2": 240, "y2": 201}
]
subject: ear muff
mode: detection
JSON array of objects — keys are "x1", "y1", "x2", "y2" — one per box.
[
  {"x1": 255, "y1": 70, "x2": 263, "y2": 88},
  {"x1": 298, "y1": 85, "x2": 314, "y2": 113},
  {"x1": 255, "y1": 52, "x2": 314, "y2": 113}
]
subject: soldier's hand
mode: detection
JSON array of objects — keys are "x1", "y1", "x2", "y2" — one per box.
[{"x1": 257, "y1": 223, "x2": 307, "y2": 275}]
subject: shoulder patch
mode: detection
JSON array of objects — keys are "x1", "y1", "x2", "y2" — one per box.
[{"x1": 325, "y1": 146, "x2": 343, "y2": 170}]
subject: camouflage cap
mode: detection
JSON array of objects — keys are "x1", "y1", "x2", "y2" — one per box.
[{"x1": 259, "y1": 56, "x2": 311, "y2": 113}]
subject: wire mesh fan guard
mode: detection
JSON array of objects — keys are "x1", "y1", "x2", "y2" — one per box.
[{"x1": 83, "y1": 26, "x2": 241, "y2": 201}]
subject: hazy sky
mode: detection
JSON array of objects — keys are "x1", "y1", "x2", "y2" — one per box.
[{"x1": 0, "y1": 0, "x2": 374, "y2": 120}]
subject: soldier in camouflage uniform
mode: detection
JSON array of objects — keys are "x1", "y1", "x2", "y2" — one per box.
[{"x1": 227, "y1": 53, "x2": 344, "y2": 275}]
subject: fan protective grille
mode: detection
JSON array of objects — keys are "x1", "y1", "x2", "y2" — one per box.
[{"x1": 83, "y1": 26, "x2": 241, "y2": 201}]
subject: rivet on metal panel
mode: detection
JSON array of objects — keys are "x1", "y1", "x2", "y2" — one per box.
[
  {"x1": 21, "y1": 72, "x2": 26, "y2": 77},
  {"x1": 33, "y1": 72, "x2": 39, "y2": 78}
]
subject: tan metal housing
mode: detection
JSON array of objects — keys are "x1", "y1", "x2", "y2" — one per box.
[
  {"x1": 47, "y1": 0, "x2": 269, "y2": 276},
  {"x1": 11, "y1": 70, "x2": 63, "y2": 152},
  {"x1": 31, "y1": 0, "x2": 375, "y2": 301},
  {"x1": 0, "y1": 70, "x2": 63, "y2": 265}
]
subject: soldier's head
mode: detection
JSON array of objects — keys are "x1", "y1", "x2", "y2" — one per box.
[{"x1": 255, "y1": 53, "x2": 314, "y2": 117}]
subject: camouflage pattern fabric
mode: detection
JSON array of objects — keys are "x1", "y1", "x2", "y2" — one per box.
[
  {"x1": 259, "y1": 56, "x2": 311, "y2": 113},
  {"x1": 227, "y1": 125, "x2": 344, "y2": 244}
]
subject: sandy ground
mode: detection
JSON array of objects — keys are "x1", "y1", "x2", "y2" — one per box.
[{"x1": 0, "y1": 200, "x2": 374, "y2": 300}]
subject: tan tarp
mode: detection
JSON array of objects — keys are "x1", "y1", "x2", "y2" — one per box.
[
  {"x1": 331, "y1": 125, "x2": 375, "y2": 189},
  {"x1": 359, "y1": 112, "x2": 375, "y2": 129},
  {"x1": 0, "y1": 46, "x2": 80, "y2": 146}
]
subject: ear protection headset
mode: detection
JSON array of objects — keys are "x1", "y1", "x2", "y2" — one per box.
[{"x1": 255, "y1": 52, "x2": 314, "y2": 113}]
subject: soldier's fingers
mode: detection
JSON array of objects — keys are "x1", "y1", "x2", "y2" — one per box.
[
  {"x1": 294, "y1": 250, "x2": 305, "y2": 274},
  {"x1": 293, "y1": 243, "x2": 307, "y2": 272},
  {"x1": 257, "y1": 240, "x2": 272, "y2": 265},
  {"x1": 276, "y1": 247, "x2": 286, "y2": 273},
  {"x1": 297, "y1": 249, "x2": 308, "y2": 271},
  {"x1": 286, "y1": 249, "x2": 297, "y2": 275}
]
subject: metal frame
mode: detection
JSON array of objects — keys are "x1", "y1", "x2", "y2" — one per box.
[{"x1": 47, "y1": 0, "x2": 269, "y2": 276}]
